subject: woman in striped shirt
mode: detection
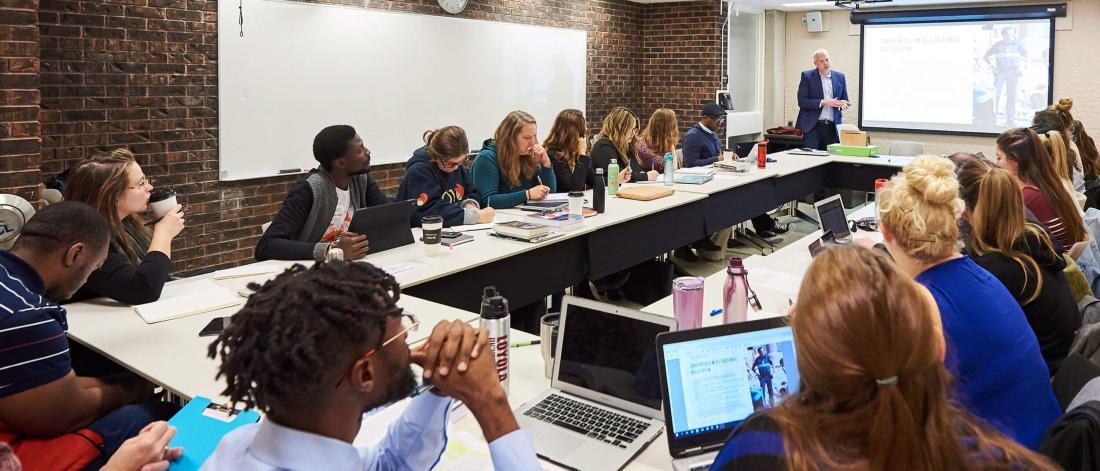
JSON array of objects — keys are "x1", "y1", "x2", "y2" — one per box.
[
  {"x1": 712, "y1": 246, "x2": 1058, "y2": 471},
  {"x1": 996, "y1": 127, "x2": 1087, "y2": 250}
]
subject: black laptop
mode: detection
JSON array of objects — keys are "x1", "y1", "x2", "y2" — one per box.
[{"x1": 347, "y1": 199, "x2": 416, "y2": 254}]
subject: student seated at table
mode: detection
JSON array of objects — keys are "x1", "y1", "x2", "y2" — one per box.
[
  {"x1": 255, "y1": 125, "x2": 390, "y2": 262},
  {"x1": 635, "y1": 108, "x2": 681, "y2": 173},
  {"x1": 62, "y1": 149, "x2": 184, "y2": 305},
  {"x1": 958, "y1": 158, "x2": 1080, "y2": 376},
  {"x1": 471, "y1": 111, "x2": 557, "y2": 209},
  {"x1": 0, "y1": 203, "x2": 178, "y2": 470},
  {"x1": 996, "y1": 127, "x2": 1087, "y2": 250},
  {"x1": 204, "y1": 261, "x2": 538, "y2": 469},
  {"x1": 683, "y1": 103, "x2": 784, "y2": 243},
  {"x1": 544, "y1": 109, "x2": 629, "y2": 192},
  {"x1": 713, "y1": 246, "x2": 1059, "y2": 471},
  {"x1": 875, "y1": 155, "x2": 1061, "y2": 449},
  {"x1": 589, "y1": 106, "x2": 654, "y2": 182},
  {"x1": 396, "y1": 126, "x2": 494, "y2": 227}
]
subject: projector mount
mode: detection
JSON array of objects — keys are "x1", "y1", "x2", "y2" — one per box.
[{"x1": 834, "y1": 0, "x2": 893, "y2": 10}]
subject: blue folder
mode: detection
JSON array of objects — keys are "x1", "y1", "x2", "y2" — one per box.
[{"x1": 167, "y1": 396, "x2": 261, "y2": 470}]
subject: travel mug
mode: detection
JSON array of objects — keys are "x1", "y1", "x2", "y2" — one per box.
[
  {"x1": 539, "y1": 313, "x2": 560, "y2": 379},
  {"x1": 568, "y1": 191, "x2": 584, "y2": 216},
  {"x1": 422, "y1": 215, "x2": 443, "y2": 256},
  {"x1": 672, "y1": 276, "x2": 705, "y2": 330},
  {"x1": 757, "y1": 140, "x2": 769, "y2": 169}
]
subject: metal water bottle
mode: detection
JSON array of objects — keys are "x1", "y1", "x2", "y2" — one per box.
[
  {"x1": 593, "y1": 168, "x2": 606, "y2": 213},
  {"x1": 479, "y1": 286, "x2": 510, "y2": 393},
  {"x1": 607, "y1": 161, "x2": 620, "y2": 195},
  {"x1": 723, "y1": 258, "x2": 756, "y2": 324}
]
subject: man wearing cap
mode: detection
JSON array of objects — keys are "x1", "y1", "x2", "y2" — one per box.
[
  {"x1": 681, "y1": 103, "x2": 728, "y2": 169},
  {"x1": 796, "y1": 49, "x2": 849, "y2": 150}
]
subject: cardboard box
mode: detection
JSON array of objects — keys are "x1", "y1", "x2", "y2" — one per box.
[
  {"x1": 840, "y1": 130, "x2": 869, "y2": 146},
  {"x1": 827, "y1": 144, "x2": 879, "y2": 157}
]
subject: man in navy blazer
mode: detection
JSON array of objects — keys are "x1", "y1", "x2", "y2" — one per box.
[{"x1": 796, "y1": 49, "x2": 850, "y2": 150}]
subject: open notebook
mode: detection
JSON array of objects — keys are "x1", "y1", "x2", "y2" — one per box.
[{"x1": 133, "y1": 279, "x2": 242, "y2": 324}]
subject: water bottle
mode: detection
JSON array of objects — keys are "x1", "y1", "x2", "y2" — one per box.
[
  {"x1": 593, "y1": 168, "x2": 606, "y2": 213},
  {"x1": 723, "y1": 258, "x2": 750, "y2": 324},
  {"x1": 663, "y1": 152, "x2": 674, "y2": 186},
  {"x1": 607, "y1": 161, "x2": 620, "y2": 196},
  {"x1": 479, "y1": 286, "x2": 510, "y2": 393}
]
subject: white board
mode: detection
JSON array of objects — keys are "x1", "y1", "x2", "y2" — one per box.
[{"x1": 218, "y1": 0, "x2": 587, "y2": 181}]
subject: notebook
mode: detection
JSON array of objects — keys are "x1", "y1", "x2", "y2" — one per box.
[
  {"x1": 133, "y1": 279, "x2": 242, "y2": 324},
  {"x1": 166, "y1": 396, "x2": 261, "y2": 470}
]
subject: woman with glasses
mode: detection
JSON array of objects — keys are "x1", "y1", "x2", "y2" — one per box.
[
  {"x1": 64, "y1": 148, "x2": 184, "y2": 304},
  {"x1": 397, "y1": 126, "x2": 494, "y2": 227}
]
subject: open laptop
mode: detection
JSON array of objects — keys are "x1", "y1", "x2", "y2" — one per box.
[
  {"x1": 813, "y1": 194, "x2": 851, "y2": 243},
  {"x1": 656, "y1": 317, "x2": 800, "y2": 471},
  {"x1": 515, "y1": 296, "x2": 676, "y2": 471},
  {"x1": 347, "y1": 199, "x2": 416, "y2": 254}
]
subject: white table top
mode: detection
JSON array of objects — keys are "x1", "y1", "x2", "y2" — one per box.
[{"x1": 66, "y1": 276, "x2": 482, "y2": 402}]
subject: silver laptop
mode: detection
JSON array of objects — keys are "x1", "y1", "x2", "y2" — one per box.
[
  {"x1": 515, "y1": 296, "x2": 675, "y2": 471},
  {"x1": 656, "y1": 317, "x2": 800, "y2": 471},
  {"x1": 813, "y1": 194, "x2": 852, "y2": 243}
]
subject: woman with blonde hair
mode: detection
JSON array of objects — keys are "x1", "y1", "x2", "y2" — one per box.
[
  {"x1": 589, "y1": 106, "x2": 656, "y2": 182},
  {"x1": 471, "y1": 110, "x2": 557, "y2": 209},
  {"x1": 64, "y1": 149, "x2": 185, "y2": 304},
  {"x1": 714, "y1": 246, "x2": 1060, "y2": 470},
  {"x1": 875, "y1": 155, "x2": 1060, "y2": 449},
  {"x1": 996, "y1": 127, "x2": 1087, "y2": 249},
  {"x1": 635, "y1": 108, "x2": 681, "y2": 173},
  {"x1": 543, "y1": 109, "x2": 630, "y2": 192},
  {"x1": 957, "y1": 158, "x2": 1079, "y2": 375}
]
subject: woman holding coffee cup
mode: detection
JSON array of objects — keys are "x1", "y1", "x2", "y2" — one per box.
[{"x1": 64, "y1": 149, "x2": 185, "y2": 304}]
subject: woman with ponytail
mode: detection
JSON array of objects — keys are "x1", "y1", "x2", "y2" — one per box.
[
  {"x1": 997, "y1": 127, "x2": 1088, "y2": 249},
  {"x1": 875, "y1": 155, "x2": 1059, "y2": 449},
  {"x1": 958, "y1": 158, "x2": 1079, "y2": 375},
  {"x1": 713, "y1": 246, "x2": 1060, "y2": 470}
]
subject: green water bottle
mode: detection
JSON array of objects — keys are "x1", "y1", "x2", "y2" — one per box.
[{"x1": 608, "y1": 161, "x2": 620, "y2": 196}]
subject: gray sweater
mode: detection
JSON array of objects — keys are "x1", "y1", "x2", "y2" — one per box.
[{"x1": 255, "y1": 168, "x2": 391, "y2": 261}]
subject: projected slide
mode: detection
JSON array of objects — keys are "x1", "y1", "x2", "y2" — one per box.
[{"x1": 861, "y1": 19, "x2": 1052, "y2": 135}]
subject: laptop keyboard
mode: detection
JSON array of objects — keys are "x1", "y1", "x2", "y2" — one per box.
[{"x1": 523, "y1": 393, "x2": 651, "y2": 449}]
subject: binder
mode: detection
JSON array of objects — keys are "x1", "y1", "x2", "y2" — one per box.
[{"x1": 166, "y1": 397, "x2": 261, "y2": 470}]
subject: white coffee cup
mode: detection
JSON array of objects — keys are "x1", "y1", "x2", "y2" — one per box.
[
  {"x1": 148, "y1": 189, "x2": 178, "y2": 219},
  {"x1": 422, "y1": 215, "x2": 443, "y2": 257}
]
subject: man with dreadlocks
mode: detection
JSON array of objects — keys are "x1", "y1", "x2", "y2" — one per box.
[{"x1": 203, "y1": 261, "x2": 538, "y2": 470}]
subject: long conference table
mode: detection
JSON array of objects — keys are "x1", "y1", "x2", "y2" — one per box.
[{"x1": 63, "y1": 151, "x2": 909, "y2": 469}]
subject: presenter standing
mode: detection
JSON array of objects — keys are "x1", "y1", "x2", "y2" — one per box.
[{"x1": 796, "y1": 49, "x2": 849, "y2": 150}]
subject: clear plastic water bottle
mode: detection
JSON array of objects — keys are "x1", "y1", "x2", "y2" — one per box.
[{"x1": 663, "y1": 152, "x2": 674, "y2": 186}]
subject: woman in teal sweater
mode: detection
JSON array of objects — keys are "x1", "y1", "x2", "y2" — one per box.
[{"x1": 471, "y1": 110, "x2": 557, "y2": 209}]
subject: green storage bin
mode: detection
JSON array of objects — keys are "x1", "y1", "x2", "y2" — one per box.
[{"x1": 827, "y1": 144, "x2": 879, "y2": 157}]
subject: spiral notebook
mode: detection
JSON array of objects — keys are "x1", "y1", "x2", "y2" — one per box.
[{"x1": 133, "y1": 279, "x2": 243, "y2": 324}]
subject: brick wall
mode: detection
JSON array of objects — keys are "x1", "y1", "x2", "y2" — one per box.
[
  {"x1": 0, "y1": 0, "x2": 42, "y2": 203},
  {"x1": 3, "y1": 0, "x2": 724, "y2": 274},
  {"x1": 639, "y1": 1, "x2": 726, "y2": 136}
]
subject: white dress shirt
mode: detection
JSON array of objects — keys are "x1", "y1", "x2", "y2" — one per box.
[{"x1": 201, "y1": 393, "x2": 540, "y2": 470}]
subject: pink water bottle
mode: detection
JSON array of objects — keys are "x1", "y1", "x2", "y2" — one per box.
[
  {"x1": 672, "y1": 277, "x2": 705, "y2": 330},
  {"x1": 723, "y1": 258, "x2": 760, "y2": 324}
]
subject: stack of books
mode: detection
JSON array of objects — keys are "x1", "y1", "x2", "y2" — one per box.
[{"x1": 493, "y1": 221, "x2": 553, "y2": 241}]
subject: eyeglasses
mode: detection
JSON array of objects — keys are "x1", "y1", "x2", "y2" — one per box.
[
  {"x1": 335, "y1": 313, "x2": 420, "y2": 387},
  {"x1": 438, "y1": 158, "x2": 466, "y2": 170},
  {"x1": 128, "y1": 176, "x2": 154, "y2": 190}
]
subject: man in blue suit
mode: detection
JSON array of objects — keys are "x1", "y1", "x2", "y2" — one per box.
[{"x1": 796, "y1": 49, "x2": 850, "y2": 150}]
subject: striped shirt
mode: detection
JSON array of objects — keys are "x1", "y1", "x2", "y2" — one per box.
[
  {"x1": 1022, "y1": 187, "x2": 1072, "y2": 250},
  {"x1": 0, "y1": 251, "x2": 71, "y2": 398}
]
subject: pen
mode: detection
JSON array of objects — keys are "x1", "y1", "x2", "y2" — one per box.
[
  {"x1": 709, "y1": 308, "x2": 723, "y2": 317},
  {"x1": 511, "y1": 340, "x2": 541, "y2": 347},
  {"x1": 410, "y1": 383, "x2": 434, "y2": 397},
  {"x1": 788, "y1": 298, "x2": 793, "y2": 306}
]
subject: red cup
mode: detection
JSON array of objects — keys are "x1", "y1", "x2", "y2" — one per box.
[
  {"x1": 757, "y1": 140, "x2": 769, "y2": 169},
  {"x1": 874, "y1": 178, "x2": 889, "y2": 192}
]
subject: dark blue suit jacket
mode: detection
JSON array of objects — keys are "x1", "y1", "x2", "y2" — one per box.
[{"x1": 796, "y1": 69, "x2": 848, "y2": 133}]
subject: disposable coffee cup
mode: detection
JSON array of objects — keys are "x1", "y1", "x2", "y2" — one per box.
[
  {"x1": 148, "y1": 188, "x2": 177, "y2": 219},
  {"x1": 540, "y1": 313, "x2": 560, "y2": 378},
  {"x1": 422, "y1": 215, "x2": 443, "y2": 257}
]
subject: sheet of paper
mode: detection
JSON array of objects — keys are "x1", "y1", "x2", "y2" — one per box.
[
  {"x1": 675, "y1": 167, "x2": 715, "y2": 175},
  {"x1": 381, "y1": 261, "x2": 423, "y2": 276},
  {"x1": 213, "y1": 265, "x2": 278, "y2": 280},
  {"x1": 133, "y1": 279, "x2": 242, "y2": 324},
  {"x1": 749, "y1": 267, "x2": 803, "y2": 296}
]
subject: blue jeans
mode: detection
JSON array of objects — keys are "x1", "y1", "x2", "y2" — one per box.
[{"x1": 83, "y1": 401, "x2": 179, "y2": 470}]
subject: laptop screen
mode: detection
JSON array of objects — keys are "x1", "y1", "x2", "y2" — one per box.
[
  {"x1": 816, "y1": 197, "x2": 849, "y2": 238},
  {"x1": 662, "y1": 325, "x2": 799, "y2": 439},
  {"x1": 556, "y1": 303, "x2": 669, "y2": 411}
]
